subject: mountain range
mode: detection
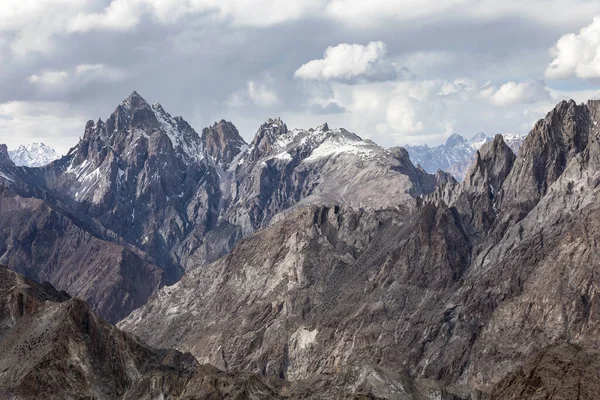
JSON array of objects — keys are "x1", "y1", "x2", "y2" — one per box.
[
  {"x1": 0, "y1": 91, "x2": 435, "y2": 323},
  {"x1": 406, "y1": 132, "x2": 525, "y2": 180},
  {"x1": 1, "y1": 92, "x2": 599, "y2": 399},
  {"x1": 8, "y1": 142, "x2": 59, "y2": 167}
]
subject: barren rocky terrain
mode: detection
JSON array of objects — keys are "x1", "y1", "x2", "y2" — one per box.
[{"x1": 2, "y1": 96, "x2": 600, "y2": 399}]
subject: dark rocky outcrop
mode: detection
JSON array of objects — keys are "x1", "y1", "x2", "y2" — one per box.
[
  {"x1": 0, "y1": 189, "x2": 164, "y2": 323},
  {"x1": 491, "y1": 344, "x2": 600, "y2": 400},
  {"x1": 0, "y1": 144, "x2": 14, "y2": 167}
]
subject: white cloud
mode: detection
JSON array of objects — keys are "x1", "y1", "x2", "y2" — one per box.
[
  {"x1": 69, "y1": 0, "x2": 143, "y2": 33},
  {"x1": 294, "y1": 41, "x2": 387, "y2": 81},
  {"x1": 546, "y1": 16, "x2": 600, "y2": 80},
  {"x1": 324, "y1": 0, "x2": 467, "y2": 25},
  {"x1": 324, "y1": 0, "x2": 600, "y2": 29},
  {"x1": 3, "y1": 0, "x2": 600, "y2": 59},
  {"x1": 74, "y1": 64, "x2": 127, "y2": 82},
  {"x1": 228, "y1": 77, "x2": 279, "y2": 108},
  {"x1": 69, "y1": 0, "x2": 329, "y2": 33},
  {"x1": 386, "y1": 96, "x2": 424, "y2": 134},
  {"x1": 0, "y1": 0, "x2": 329, "y2": 57},
  {"x1": 26, "y1": 64, "x2": 126, "y2": 91},
  {"x1": 483, "y1": 80, "x2": 550, "y2": 106},
  {"x1": 248, "y1": 80, "x2": 279, "y2": 107},
  {"x1": 26, "y1": 70, "x2": 68, "y2": 86},
  {"x1": 401, "y1": 51, "x2": 457, "y2": 75}
]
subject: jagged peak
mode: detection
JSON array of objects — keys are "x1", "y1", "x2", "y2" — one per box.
[
  {"x1": 587, "y1": 98, "x2": 600, "y2": 111},
  {"x1": 152, "y1": 102, "x2": 167, "y2": 114},
  {"x1": 464, "y1": 134, "x2": 515, "y2": 191},
  {"x1": 470, "y1": 132, "x2": 488, "y2": 143},
  {"x1": 0, "y1": 143, "x2": 15, "y2": 167},
  {"x1": 317, "y1": 122, "x2": 329, "y2": 132},
  {"x1": 210, "y1": 119, "x2": 236, "y2": 128},
  {"x1": 120, "y1": 90, "x2": 151, "y2": 111},
  {"x1": 261, "y1": 117, "x2": 287, "y2": 133},
  {"x1": 251, "y1": 118, "x2": 288, "y2": 146},
  {"x1": 201, "y1": 120, "x2": 247, "y2": 168},
  {"x1": 202, "y1": 120, "x2": 245, "y2": 143},
  {"x1": 445, "y1": 133, "x2": 466, "y2": 147},
  {"x1": 540, "y1": 99, "x2": 578, "y2": 125}
]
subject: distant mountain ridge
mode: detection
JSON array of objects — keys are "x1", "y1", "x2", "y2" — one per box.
[
  {"x1": 9, "y1": 142, "x2": 59, "y2": 167},
  {"x1": 406, "y1": 132, "x2": 525, "y2": 180}
]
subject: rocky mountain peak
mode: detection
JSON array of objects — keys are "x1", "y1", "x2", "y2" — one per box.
[
  {"x1": 316, "y1": 122, "x2": 330, "y2": 132},
  {"x1": 464, "y1": 134, "x2": 515, "y2": 191},
  {"x1": 75, "y1": 92, "x2": 204, "y2": 166},
  {"x1": 470, "y1": 132, "x2": 488, "y2": 143},
  {"x1": 499, "y1": 99, "x2": 589, "y2": 216},
  {"x1": 248, "y1": 117, "x2": 288, "y2": 160},
  {"x1": 201, "y1": 120, "x2": 247, "y2": 169},
  {"x1": 121, "y1": 90, "x2": 151, "y2": 111},
  {"x1": 445, "y1": 133, "x2": 466, "y2": 147},
  {"x1": 0, "y1": 144, "x2": 15, "y2": 167}
]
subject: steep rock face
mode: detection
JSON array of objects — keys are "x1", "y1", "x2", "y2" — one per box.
[
  {"x1": 201, "y1": 119, "x2": 247, "y2": 169},
  {"x1": 121, "y1": 203, "x2": 473, "y2": 391},
  {"x1": 428, "y1": 135, "x2": 516, "y2": 244},
  {"x1": 122, "y1": 99, "x2": 600, "y2": 398},
  {"x1": 1, "y1": 266, "x2": 457, "y2": 399},
  {"x1": 499, "y1": 100, "x2": 594, "y2": 224},
  {"x1": 419, "y1": 99, "x2": 600, "y2": 391},
  {"x1": 48, "y1": 92, "x2": 220, "y2": 277},
  {"x1": 0, "y1": 144, "x2": 15, "y2": 167},
  {"x1": 491, "y1": 344, "x2": 600, "y2": 400},
  {"x1": 0, "y1": 266, "x2": 276, "y2": 399},
  {"x1": 0, "y1": 189, "x2": 164, "y2": 323}
]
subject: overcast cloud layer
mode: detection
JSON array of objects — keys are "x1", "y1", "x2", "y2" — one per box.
[{"x1": 2, "y1": 0, "x2": 600, "y2": 154}]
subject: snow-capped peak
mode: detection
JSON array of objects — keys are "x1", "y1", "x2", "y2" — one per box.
[
  {"x1": 468, "y1": 132, "x2": 489, "y2": 150},
  {"x1": 9, "y1": 143, "x2": 59, "y2": 167}
]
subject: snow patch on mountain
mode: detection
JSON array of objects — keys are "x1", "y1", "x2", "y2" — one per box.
[{"x1": 304, "y1": 130, "x2": 375, "y2": 162}]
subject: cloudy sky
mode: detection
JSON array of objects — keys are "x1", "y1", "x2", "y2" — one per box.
[{"x1": 2, "y1": 0, "x2": 600, "y2": 154}]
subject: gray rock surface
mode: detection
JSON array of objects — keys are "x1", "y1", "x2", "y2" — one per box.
[
  {"x1": 202, "y1": 119, "x2": 247, "y2": 170},
  {"x1": 122, "y1": 99, "x2": 600, "y2": 398},
  {"x1": 1, "y1": 266, "x2": 470, "y2": 399}
]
